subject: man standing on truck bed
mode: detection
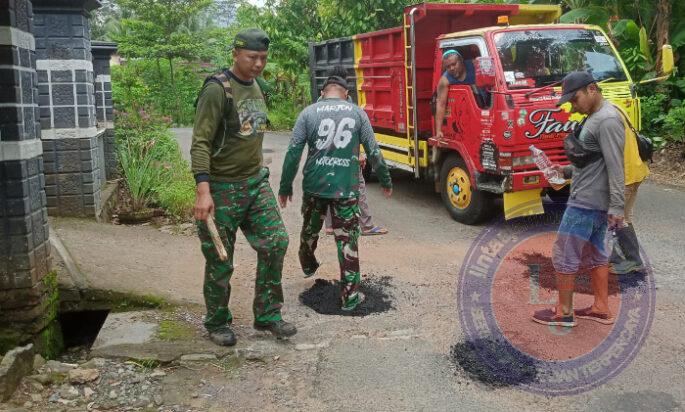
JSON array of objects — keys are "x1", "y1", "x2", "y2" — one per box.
[
  {"x1": 434, "y1": 49, "x2": 475, "y2": 139},
  {"x1": 191, "y1": 28, "x2": 296, "y2": 347},
  {"x1": 278, "y1": 72, "x2": 393, "y2": 311},
  {"x1": 532, "y1": 71, "x2": 625, "y2": 327}
]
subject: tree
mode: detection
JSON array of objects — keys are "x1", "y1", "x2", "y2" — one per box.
[
  {"x1": 90, "y1": 0, "x2": 124, "y2": 41},
  {"x1": 114, "y1": 0, "x2": 216, "y2": 120}
]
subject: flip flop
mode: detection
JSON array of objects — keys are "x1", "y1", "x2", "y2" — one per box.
[{"x1": 362, "y1": 226, "x2": 388, "y2": 236}]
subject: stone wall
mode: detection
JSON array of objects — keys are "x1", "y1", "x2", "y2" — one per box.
[
  {"x1": 0, "y1": 0, "x2": 62, "y2": 357},
  {"x1": 91, "y1": 41, "x2": 117, "y2": 180},
  {"x1": 33, "y1": 0, "x2": 103, "y2": 217}
]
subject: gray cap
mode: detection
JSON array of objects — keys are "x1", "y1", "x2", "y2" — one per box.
[{"x1": 556, "y1": 71, "x2": 596, "y2": 106}]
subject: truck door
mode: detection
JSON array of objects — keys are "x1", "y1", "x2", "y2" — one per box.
[{"x1": 435, "y1": 37, "x2": 491, "y2": 148}]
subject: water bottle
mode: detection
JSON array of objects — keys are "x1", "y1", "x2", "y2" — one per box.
[{"x1": 529, "y1": 145, "x2": 563, "y2": 184}]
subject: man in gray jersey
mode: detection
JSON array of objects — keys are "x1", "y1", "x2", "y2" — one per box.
[
  {"x1": 279, "y1": 72, "x2": 392, "y2": 311},
  {"x1": 532, "y1": 71, "x2": 625, "y2": 328}
]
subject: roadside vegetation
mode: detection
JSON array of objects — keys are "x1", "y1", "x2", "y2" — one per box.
[{"x1": 94, "y1": 0, "x2": 685, "y2": 217}]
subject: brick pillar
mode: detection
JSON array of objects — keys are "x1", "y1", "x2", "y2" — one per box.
[
  {"x1": 91, "y1": 40, "x2": 117, "y2": 180},
  {"x1": 0, "y1": 0, "x2": 62, "y2": 357},
  {"x1": 33, "y1": 0, "x2": 103, "y2": 217}
]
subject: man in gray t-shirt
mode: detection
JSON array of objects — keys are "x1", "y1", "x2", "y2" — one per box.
[{"x1": 532, "y1": 71, "x2": 625, "y2": 328}]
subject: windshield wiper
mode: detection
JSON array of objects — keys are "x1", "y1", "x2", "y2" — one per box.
[{"x1": 524, "y1": 79, "x2": 563, "y2": 98}]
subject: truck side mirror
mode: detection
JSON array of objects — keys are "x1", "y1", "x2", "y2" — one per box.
[
  {"x1": 474, "y1": 56, "x2": 496, "y2": 88},
  {"x1": 661, "y1": 45, "x2": 674, "y2": 76},
  {"x1": 638, "y1": 45, "x2": 674, "y2": 85}
]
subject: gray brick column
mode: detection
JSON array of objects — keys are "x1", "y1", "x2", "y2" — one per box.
[
  {"x1": 33, "y1": 0, "x2": 103, "y2": 217},
  {"x1": 91, "y1": 40, "x2": 117, "y2": 180},
  {"x1": 0, "y1": 0, "x2": 62, "y2": 357}
]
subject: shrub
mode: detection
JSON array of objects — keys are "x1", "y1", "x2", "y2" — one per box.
[
  {"x1": 117, "y1": 145, "x2": 163, "y2": 211},
  {"x1": 112, "y1": 59, "x2": 208, "y2": 126},
  {"x1": 156, "y1": 177, "x2": 196, "y2": 220},
  {"x1": 267, "y1": 99, "x2": 303, "y2": 130},
  {"x1": 662, "y1": 103, "x2": 685, "y2": 143},
  {"x1": 115, "y1": 110, "x2": 195, "y2": 218},
  {"x1": 640, "y1": 93, "x2": 668, "y2": 131}
]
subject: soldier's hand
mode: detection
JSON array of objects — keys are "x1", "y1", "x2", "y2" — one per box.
[
  {"x1": 278, "y1": 195, "x2": 292, "y2": 208},
  {"x1": 381, "y1": 187, "x2": 393, "y2": 198},
  {"x1": 194, "y1": 182, "x2": 215, "y2": 221}
]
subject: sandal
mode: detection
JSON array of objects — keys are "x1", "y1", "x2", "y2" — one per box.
[
  {"x1": 574, "y1": 307, "x2": 615, "y2": 325},
  {"x1": 362, "y1": 226, "x2": 388, "y2": 236}
]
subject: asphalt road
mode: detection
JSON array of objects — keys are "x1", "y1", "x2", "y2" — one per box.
[{"x1": 172, "y1": 128, "x2": 685, "y2": 411}]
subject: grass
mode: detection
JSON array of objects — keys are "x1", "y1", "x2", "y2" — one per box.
[
  {"x1": 127, "y1": 358, "x2": 161, "y2": 370},
  {"x1": 156, "y1": 320, "x2": 196, "y2": 341},
  {"x1": 155, "y1": 170, "x2": 196, "y2": 220},
  {"x1": 108, "y1": 293, "x2": 169, "y2": 313}
]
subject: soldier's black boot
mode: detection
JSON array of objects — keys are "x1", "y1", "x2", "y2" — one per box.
[
  {"x1": 208, "y1": 326, "x2": 237, "y2": 347},
  {"x1": 254, "y1": 320, "x2": 297, "y2": 338},
  {"x1": 610, "y1": 224, "x2": 645, "y2": 275}
]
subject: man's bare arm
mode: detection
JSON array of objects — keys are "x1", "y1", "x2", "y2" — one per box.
[{"x1": 435, "y1": 77, "x2": 449, "y2": 139}]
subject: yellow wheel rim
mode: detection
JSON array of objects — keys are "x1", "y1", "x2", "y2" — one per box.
[{"x1": 446, "y1": 166, "x2": 472, "y2": 209}]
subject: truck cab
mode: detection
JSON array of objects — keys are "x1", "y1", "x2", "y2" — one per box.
[{"x1": 432, "y1": 23, "x2": 636, "y2": 223}]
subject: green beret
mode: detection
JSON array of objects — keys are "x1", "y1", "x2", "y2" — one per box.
[{"x1": 233, "y1": 28, "x2": 270, "y2": 51}]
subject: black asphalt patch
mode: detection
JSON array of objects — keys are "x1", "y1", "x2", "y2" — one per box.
[
  {"x1": 451, "y1": 338, "x2": 539, "y2": 388},
  {"x1": 299, "y1": 275, "x2": 395, "y2": 316}
]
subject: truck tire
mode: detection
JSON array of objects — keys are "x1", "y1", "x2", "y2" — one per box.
[{"x1": 440, "y1": 155, "x2": 494, "y2": 224}]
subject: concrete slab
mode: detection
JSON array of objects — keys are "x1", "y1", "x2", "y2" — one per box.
[
  {"x1": 91, "y1": 312, "x2": 158, "y2": 350},
  {"x1": 89, "y1": 311, "x2": 235, "y2": 363}
]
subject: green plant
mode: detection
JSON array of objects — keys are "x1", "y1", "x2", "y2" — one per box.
[
  {"x1": 641, "y1": 93, "x2": 668, "y2": 130},
  {"x1": 115, "y1": 109, "x2": 195, "y2": 217},
  {"x1": 662, "y1": 103, "x2": 685, "y2": 143},
  {"x1": 156, "y1": 175, "x2": 195, "y2": 220},
  {"x1": 118, "y1": 144, "x2": 163, "y2": 211},
  {"x1": 127, "y1": 358, "x2": 161, "y2": 371},
  {"x1": 112, "y1": 61, "x2": 207, "y2": 126}
]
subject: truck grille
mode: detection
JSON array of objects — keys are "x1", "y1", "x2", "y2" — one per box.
[{"x1": 512, "y1": 146, "x2": 567, "y2": 172}]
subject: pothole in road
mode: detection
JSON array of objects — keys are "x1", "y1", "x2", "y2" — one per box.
[
  {"x1": 299, "y1": 275, "x2": 395, "y2": 316},
  {"x1": 450, "y1": 338, "x2": 539, "y2": 388}
]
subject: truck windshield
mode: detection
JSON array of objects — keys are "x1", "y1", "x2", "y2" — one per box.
[{"x1": 494, "y1": 29, "x2": 628, "y2": 89}]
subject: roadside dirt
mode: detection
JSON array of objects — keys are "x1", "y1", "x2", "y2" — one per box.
[{"x1": 647, "y1": 144, "x2": 685, "y2": 189}]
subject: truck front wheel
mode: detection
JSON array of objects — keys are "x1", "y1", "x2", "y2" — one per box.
[{"x1": 440, "y1": 156, "x2": 494, "y2": 224}]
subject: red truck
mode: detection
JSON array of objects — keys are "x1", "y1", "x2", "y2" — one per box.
[{"x1": 308, "y1": 3, "x2": 672, "y2": 224}]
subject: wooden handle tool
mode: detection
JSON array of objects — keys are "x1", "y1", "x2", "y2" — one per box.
[{"x1": 206, "y1": 214, "x2": 228, "y2": 261}]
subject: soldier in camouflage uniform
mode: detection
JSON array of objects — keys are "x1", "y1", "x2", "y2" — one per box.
[
  {"x1": 191, "y1": 29, "x2": 296, "y2": 346},
  {"x1": 278, "y1": 70, "x2": 393, "y2": 311}
]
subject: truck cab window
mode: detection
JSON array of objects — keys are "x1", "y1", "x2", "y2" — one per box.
[
  {"x1": 441, "y1": 45, "x2": 491, "y2": 109},
  {"x1": 495, "y1": 29, "x2": 627, "y2": 89}
]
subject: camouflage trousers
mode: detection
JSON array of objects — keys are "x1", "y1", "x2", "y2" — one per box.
[
  {"x1": 299, "y1": 195, "x2": 362, "y2": 309},
  {"x1": 197, "y1": 168, "x2": 289, "y2": 331}
]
